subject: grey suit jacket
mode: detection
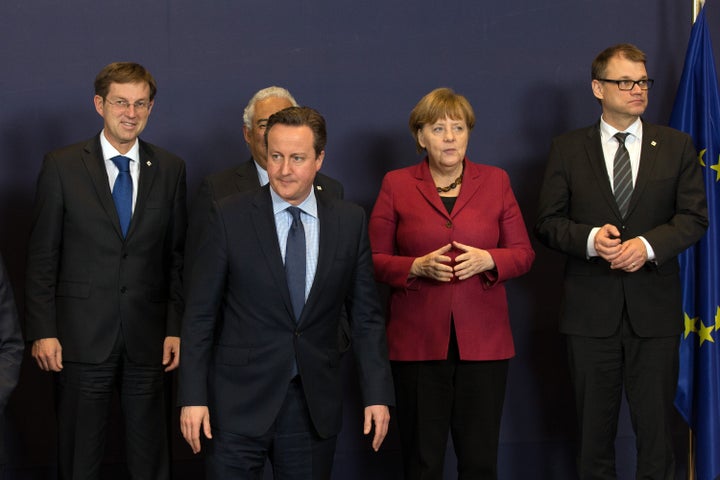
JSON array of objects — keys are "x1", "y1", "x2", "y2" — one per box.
[
  {"x1": 535, "y1": 121, "x2": 707, "y2": 337},
  {"x1": 25, "y1": 134, "x2": 187, "y2": 364}
]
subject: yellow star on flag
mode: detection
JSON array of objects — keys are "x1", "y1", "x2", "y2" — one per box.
[{"x1": 698, "y1": 320, "x2": 716, "y2": 346}]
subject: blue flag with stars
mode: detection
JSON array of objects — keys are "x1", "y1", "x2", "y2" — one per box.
[{"x1": 670, "y1": 6, "x2": 720, "y2": 480}]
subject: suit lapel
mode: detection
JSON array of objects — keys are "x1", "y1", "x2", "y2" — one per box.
[
  {"x1": 628, "y1": 122, "x2": 660, "y2": 217},
  {"x1": 585, "y1": 125, "x2": 623, "y2": 219},
  {"x1": 302, "y1": 193, "x2": 338, "y2": 324},
  {"x1": 414, "y1": 160, "x2": 453, "y2": 219},
  {"x1": 250, "y1": 188, "x2": 297, "y2": 323},
  {"x1": 129, "y1": 141, "x2": 157, "y2": 239},
  {"x1": 449, "y1": 160, "x2": 482, "y2": 217},
  {"x1": 81, "y1": 136, "x2": 125, "y2": 239},
  {"x1": 234, "y1": 159, "x2": 262, "y2": 192}
]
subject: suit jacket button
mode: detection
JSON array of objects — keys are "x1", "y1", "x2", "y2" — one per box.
[
  {"x1": 445, "y1": 221, "x2": 452, "y2": 228},
  {"x1": 120, "y1": 286, "x2": 127, "y2": 293}
]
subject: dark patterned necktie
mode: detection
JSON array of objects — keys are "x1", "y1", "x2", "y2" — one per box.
[
  {"x1": 285, "y1": 207, "x2": 306, "y2": 321},
  {"x1": 613, "y1": 133, "x2": 632, "y2": 218},
  {"x1": 111, "y1": 155, "x2": 132, "y2": 237}
]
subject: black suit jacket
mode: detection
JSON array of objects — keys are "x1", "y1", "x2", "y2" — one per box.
[
  {"x1": 535, "y1": 121, "x2": 707, "y2": 337},
  {"x1": 25, "y1": 134, "x2": 187, "y2": 364},
  {"x1": 186, "y1": 158, "x2": 351, "y2": 350},
  {"x1": 0, "y1": 252, "x2": 23, "y2": 463},
  {"x1": 178, "y1": 186, "x2": 393, "y2": 439}
]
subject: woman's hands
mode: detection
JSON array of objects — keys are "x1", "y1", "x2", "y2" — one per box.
[{"x1": 410, "y1": 241, "x2": 495, "y2": 282}]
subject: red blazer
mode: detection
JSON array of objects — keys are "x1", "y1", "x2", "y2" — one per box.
[{"x1": 369, "y1": 158, "x2": 534, "y2": 361}]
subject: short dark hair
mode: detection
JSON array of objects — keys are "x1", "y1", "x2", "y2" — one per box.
[
  {"x1": 591, "y1": 44, "x2": 647, "y2": 80},
  {"x1": 94, "y1": 62, "x2": 158, "y2": 100},
  {"x1": 265, "y1": 106, "x2": 327, "y2": 156}
]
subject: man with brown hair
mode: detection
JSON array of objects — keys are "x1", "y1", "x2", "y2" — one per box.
[
  {"x1": 25, "y1": 62, "x2": 186, "y2": 479},
  {"x1": 179, "y1": 106, "x2": 393, "y2": 479},
  {"x1": 536, "y1": 44, "x2": 707, "y2": 479}
]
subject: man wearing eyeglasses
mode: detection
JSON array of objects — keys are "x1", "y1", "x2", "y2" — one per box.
[
  {"x1": 25, "y1": 62, "x2": 186, "y2": 480},
  {"x1": 535, "y1": 43, "x2": 707, "y2": 479}
]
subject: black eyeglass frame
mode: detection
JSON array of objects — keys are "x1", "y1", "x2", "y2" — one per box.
[{"x1": 595, "y1": 78, "x2": 655, "y2": 91}]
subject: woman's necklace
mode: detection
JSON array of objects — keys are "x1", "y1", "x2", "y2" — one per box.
[{"x1": 435, "y1": 165, "x2": 464, "y2": 193}]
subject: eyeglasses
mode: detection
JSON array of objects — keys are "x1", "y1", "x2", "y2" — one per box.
[
  {"x1": 105, "y1": 98, "x2": 152, "y2": 112},
  {"x1": 596, "y1": 78, "x2": 654, "y2": 91}
]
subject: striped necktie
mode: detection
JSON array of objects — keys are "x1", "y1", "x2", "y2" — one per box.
[{"x1": 613, "y1": 132, "x2": 632, "y2": 218}]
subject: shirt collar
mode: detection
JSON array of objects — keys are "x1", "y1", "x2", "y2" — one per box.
[
  {"x1": 599, "y1": 117, "x2": 642, "y2": 145},
  {"x1": 270, "y1": 187, "x2": 318, "y2": 219},
  {"x1": 100, "y1": 130, "x2": 140, "y2": 162}
]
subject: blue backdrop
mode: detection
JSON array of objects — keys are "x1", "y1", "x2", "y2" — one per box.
[{"x1": 1, "y1": 1, "x2": 716, "y2": 478}]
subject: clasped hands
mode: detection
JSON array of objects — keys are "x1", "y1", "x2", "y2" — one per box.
[
  {"x1": 594, "y1": 224, "x2": 647, "y2": 272},
  {"x1": 410, "y1": 241, "x2": 495, "y2": 282}
]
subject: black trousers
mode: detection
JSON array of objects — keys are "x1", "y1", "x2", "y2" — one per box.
[
  {"x1": 392, "y1": 324, "x2": 509, "y2": 480},
  {"x1": 205, "y1": 377, "x2": 337, "y2": 480},
  {"x1": 567, "y1": 313, "x2": 679, "y2": 480},
  {"x1": 55, "y1": 332, "x2": 169, "y2": 480}
]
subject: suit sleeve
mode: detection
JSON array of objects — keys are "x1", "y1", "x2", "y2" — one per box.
[
  {"x1": 368, "y1": 174, "x2": 417, "y2": 288},
  {"x1": 640, "y1": 134, "x2": 708, "y2": 265},
  {"x1": 0, "y1": 253, "x2": 23, "y2": 411},
  {"x1": 535, "y1": 137, "x2": 596, "y2": 258},
  {"x1": 185, "y1": 177, "x2": 216, "y2": 275},
  {"x1": 177, "y1": 201, "x2": 228, "y2": 407},
  {"x1": 347, "y1": 209, "x2": 395, "y2": 407},
  {"x1": 484, "y1": 170, "x2": 535, "y2": 285},
  {"x1": 25, "y1": 154, "x2": 64, "y2": 341},
  {"x1": 165, "y1": 160, "x2": 187, "y2": 337}
]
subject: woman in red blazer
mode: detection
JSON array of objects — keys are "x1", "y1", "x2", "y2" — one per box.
[{"x1": 369, "y1": 88, "x2": 534, "y2": 479}]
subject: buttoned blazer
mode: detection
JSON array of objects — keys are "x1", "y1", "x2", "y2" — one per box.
[
  {"x1": 24, "y1": 134, "x2": 187, "y2": 364},
  {"x1": 369, "y1": 158, "x2": 535, "y2": 361},
  {"x1": 535, "y1": 121, "x2": 707, "y2": 337},
  {"x1": 178, "y1": 186, "x2": 394, "y2": 438}
]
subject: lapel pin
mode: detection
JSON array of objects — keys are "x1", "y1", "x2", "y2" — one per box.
[
  {"x1": 650, "y1": 141, "x2": 657, "y2": 147},
  {"x1": 146, "y1": 161, "x2": 152, "y2": 166},
  {"x1": 316, "y1": 185, "x2": 323, "y2": 191}
]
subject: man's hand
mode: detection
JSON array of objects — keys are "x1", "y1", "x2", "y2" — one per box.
[
  {"x1": 610, "y1": 237, "x2": 648, "y2": 272},
  {"x1": 594, "y1": 224, "x2": 622, "y2": 262},
  {"x1": 32, "y1": 337, "x2": 63, "y2": 372},
  {"x1": 162, "y1": 336, "x2": 180, "y2": 372},
  {"x1": 410, "y1": 244, "x2": 453, "y2": 282},
  {"x1": 180, "y1": 406, "x2": 212, "y2": 454},
  {"x1": 452, "y1": 241, "x2": 495, "y2": 280},
  {"x1": 363, "y1": 405, "x2": 390, "y2": 451}
]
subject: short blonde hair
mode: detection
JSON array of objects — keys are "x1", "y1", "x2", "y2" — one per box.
[{"x1": 408, "y1": 88, "x2": 475, "y2": 153}]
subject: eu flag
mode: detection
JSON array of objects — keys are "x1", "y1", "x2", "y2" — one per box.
[{"x1": 670, "y1": 6, "x2": 720, "y2": 480}]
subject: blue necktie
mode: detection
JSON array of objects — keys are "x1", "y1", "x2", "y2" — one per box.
[
  {"x1": 285, "y1": 207, "x2": 306, "y2": 321},
  {"x1": 111, "y1": 155, "x2": 133, "y2": 237}
]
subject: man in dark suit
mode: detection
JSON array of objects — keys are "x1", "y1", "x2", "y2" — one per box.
[
  {"x1": 179, "y1": 106, "x2": 393, "y2": 479},
  {"x1": 535, "y1": 44, "x2": 707, "y2": 479},
  {"x1": 25, "y1": 62, "x2": 186, "y2": 479},
  {"x1": 187, "y1": 86, "x2": 349, "y2": 351},
  {"x1": 0, "y1": 252, "x2": 23, "y2": 469}
]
